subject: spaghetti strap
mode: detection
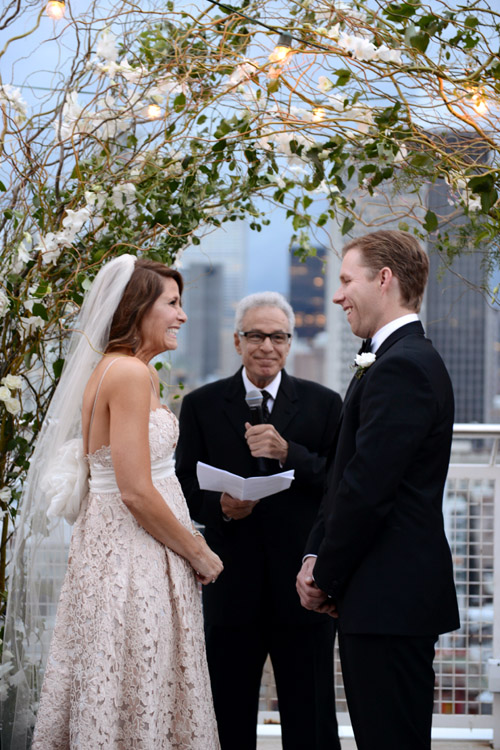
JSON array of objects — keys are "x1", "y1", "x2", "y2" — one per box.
[
  {"x1": 88, "y1": 358, "x2": 123, "y2": 447},
  {"x1": 88, "y1": 358, "x2": 159, "y2": 448}
]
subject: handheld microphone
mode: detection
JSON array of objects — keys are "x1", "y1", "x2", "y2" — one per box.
[{"x1": 244, "y1": 390, "x2": 267, "y2": 473}]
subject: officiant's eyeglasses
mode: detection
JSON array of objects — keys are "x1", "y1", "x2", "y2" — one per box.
[{"x1": 238, "y1": 330, "x2": 292, "y2": 345}]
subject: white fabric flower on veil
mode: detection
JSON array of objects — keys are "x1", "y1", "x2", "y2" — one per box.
[{"x1": 41, "y1": 438, "x2": 89, "y2": 524}]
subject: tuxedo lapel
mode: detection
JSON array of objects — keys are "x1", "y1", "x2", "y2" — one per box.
[
  {"x1": 222, "y1": 369, "x2": 251, "y2": 446},
  {"x1": 330, "y1": 321, "x2": 426, "y2": 462},
  {"x1": 271, "y1": 370, "x2": 299, "y2": 435},
  {"x1": 374, "y1": 320, "x2": 425, "y2": 358}
]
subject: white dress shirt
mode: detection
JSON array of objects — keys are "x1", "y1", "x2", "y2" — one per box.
[
  {"x1": 370, "y1": 313, "x2": 419, "y2": 353},
  {"x1": 242, "y1": 368, "x2": 281, "y2": 414}
]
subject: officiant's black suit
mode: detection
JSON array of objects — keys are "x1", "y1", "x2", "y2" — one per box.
[
  {"x1": 176, "y1": 368, "x2": 342, "y2": 750},
  {"x1": 307, "y1": 321, "x2": 460, "y2": 749}
]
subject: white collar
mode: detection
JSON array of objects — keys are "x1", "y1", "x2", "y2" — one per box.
[
  {"x1": 242, "y1": 368, "x2": 281, "y2": 402},
  {"x1": 371, "y1": 313, "x2": 419, "y2": 353}
]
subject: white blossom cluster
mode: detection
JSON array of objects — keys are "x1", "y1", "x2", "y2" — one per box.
[
  {"x1": 34, "y1": 206, "x2": 91, "y2": 265},
  {"x1": 315, "y1": 0, "x2": 367, "y2": 24},
  {"x1": 0, "y1": 84, "x2": 27, "y2": 122},
  {"x1": 0, "y1": 375, "x2": 22, "y2": 415},
  {"x1": 0, "y1": 290, "x2": 10, "y2": 318},
  {"x1": 444, "y1": 171, "x2": 482, "y2": 212},
  {"x1": 318, "y1": 25, "x2": 402, "y2": 64}
]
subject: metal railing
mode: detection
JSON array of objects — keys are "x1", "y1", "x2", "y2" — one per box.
[{"x1": 259, "y1": 424, "x2": 500, "y2": 746}]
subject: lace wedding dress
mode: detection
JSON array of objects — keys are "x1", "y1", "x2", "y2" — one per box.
[{"x1": 32, "y1": 407, "x2": 220, "y2": 750}]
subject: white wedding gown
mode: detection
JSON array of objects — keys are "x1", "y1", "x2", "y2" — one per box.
[{"x1": 32, "y1": 407, "x2": 220, "y2": 750}]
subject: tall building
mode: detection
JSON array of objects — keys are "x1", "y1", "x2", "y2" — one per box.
[
  {"x1": 174, "y1": 222, "x2": 247, "y2": 388},
  {"x1": 290, "y1": 246, "x2": 327, "y2": 340},
  {"x1": 425, "y1": 174, "x2": 498, "y2": 423}
]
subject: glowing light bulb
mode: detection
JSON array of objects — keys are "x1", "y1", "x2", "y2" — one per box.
[
  {"x1": 269, "y1": 33, "x2": 293, "y2": 64},
  {"x1": 146, "y1": 104, "x2": 162, "y2": 120},
  {"x1": 313, "y1": 107, "x2": 325, "y2": 122},
  {"x1": 471, "y1": 93, "x2": 488, "y2": 116},
  {"x1": 45, "y1": 0, "x2": 65, "y2": 19}
]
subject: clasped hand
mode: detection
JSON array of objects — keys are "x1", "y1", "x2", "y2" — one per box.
[
  {"x1": 296, "y1": 557, "x2": 338, "y2": 618},
  {"x1": 244, "y1": 421, "x2": 288, "y2": 465}
]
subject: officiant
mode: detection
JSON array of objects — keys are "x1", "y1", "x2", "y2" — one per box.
[{"x1": 176, "y1": 291, "x2": 342, "y2": 750}]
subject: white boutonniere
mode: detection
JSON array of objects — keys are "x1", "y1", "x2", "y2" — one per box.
[{"x1": 352, "y1": 352, "x2": 376, "y2": 379}]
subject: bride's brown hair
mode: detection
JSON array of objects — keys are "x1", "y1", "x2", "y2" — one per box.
[{"x1": 105, "y1": 258, "x2": 184, "y2": 353}]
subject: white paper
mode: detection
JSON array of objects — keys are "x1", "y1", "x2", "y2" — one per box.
[{"x1": 196, "y1": 461, "x2": 294, "y2": 502}]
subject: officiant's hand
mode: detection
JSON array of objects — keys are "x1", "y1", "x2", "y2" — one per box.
[
  {"x1": 220, "y1": 492, "x2": 258, "y2": 520},
  {"x1": 244, "y1": 422, "x2": 289, "y2": 464}
]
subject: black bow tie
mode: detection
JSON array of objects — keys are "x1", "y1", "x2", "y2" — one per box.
[{"x1": 358, "y1": 338, "x2": 372, "y2": 354}]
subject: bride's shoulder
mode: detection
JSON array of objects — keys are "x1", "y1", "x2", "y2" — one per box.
[{"x1": 93, "y1": 355, "x2": 151, "y2": 391}]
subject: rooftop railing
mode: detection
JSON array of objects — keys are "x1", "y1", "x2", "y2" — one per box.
[{"x1": 259, "y1": 424, "x2": 500, "y2": 748}]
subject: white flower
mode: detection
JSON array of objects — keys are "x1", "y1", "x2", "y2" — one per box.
[
  {"x1": 0, "y1": 487, "x2": 11, "y2": 503},
  {"x1": 267, "y1": 173, "x2": 286, "y2": 189},
  {"x1": 1, "y1": 375, "x2": 21, "y2": 390},
  {"x1": 0, "y1": 84, "x2": 27, "y2": 121},
  {"x1": 96, "y1": 30, "x2": 118, "y2": 62},
  {"x1": 468, "y1": 196, "x2": 481, "y2": 212},
  {"x1": 353, "y1": 352, "x2": 376, "y2": 377},
  {"x1": 327, "y1": 23, "x2": 341, "y2": 40},
  {"x1": 85, "y1": 190, "x2": 106, "y2": 210},
  {"x1": 111, "y1": 183, "x2": 136, "y2": 209},
  {"x1": 318, "y1": 76, "x2": 334, "y2": 93},
  {"x1": 19, "y1": 316, "x2": 45, "y2": 336},
  {"x1": 4, "y1": 397, "x2": 21, "y2": 415},
  {"x1": 0, "y1": 386, "x2": 10, "y2": 401},
  {"x1": 17, "y1": 240, "x2": 31, "y2": 266},
  {"x1": 0, "y1": 291, "x2": 9, "y2": 317},
  {"x1": 229, "y1": 61, "x2": 258, "y2": 87},
  {"x1": 119, "y1": 59, "x2": 148, "y2": 84},
  {"x1": 62, "y1": 207, "x2": 91, "y2": 237}
]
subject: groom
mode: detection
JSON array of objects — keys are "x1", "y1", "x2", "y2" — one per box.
[{"x1": 297, "y1": 230, "x2": 459, "y2": 750}]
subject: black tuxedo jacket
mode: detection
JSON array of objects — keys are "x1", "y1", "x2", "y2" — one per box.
[
  {"x1": 307, "y1": 322, "x2": 460, "y2": 636},
  {"x1": 176, "y1": 368, "x2": 342, "y2": 627}
]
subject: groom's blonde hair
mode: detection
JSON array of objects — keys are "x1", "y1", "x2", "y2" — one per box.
[{"x1": 343, "y1": 230, "x2": 429, "y2": 313}]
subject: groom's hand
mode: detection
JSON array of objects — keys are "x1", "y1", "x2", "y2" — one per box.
[
  {"x1": 297, "y1": 557, "x2": 337, "y2": 617},
  {"x1": 220, "y1": 492, "x2": 258, "y2": 520}
]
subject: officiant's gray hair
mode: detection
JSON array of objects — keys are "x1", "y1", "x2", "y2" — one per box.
[{"x1": 234, "y1": 292, "x2": 295, "y2": 335}]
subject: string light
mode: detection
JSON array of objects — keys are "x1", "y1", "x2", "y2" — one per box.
[
  {"x1": 146, "y1": 104, "x2": 162, "y2": 120},
  {"x1": 45, "y1": 0, "x2": 65, "y2": 19},
  {"x1": 269, "y1": 33, "x2": 293, "y2": 64},
  {"x1": 312, "y1": 107, "x2": 326, "y2": 122},
  {"x1": 471, "y1": 92, "x2": 488, "y2": 116}
]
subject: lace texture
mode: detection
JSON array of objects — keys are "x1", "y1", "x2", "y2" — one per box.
[{"x1": 32, "y1": 409, "x2": 219, "y2": 750}]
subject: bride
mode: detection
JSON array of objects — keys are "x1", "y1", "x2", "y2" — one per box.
[{"x1": 3, "y1": 255, "x2": 222, "y2": 749}]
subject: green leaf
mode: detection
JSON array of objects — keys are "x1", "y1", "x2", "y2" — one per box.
[
  {"x1": 0, "y1": 180, "x2": 6, "y2": 192},
  {"x1": 464, "y1": 15, "x2": 479, "y2": 28},
  {"x1": 267, "y1": 78, "x2": 280, "y2": 94},
  {"x1": 423, "y1": 210, "x2": 438, "y2": 233},
  {"x1": 333, "y1": 69, "x2": 351, "y2": 87},
  {"x1": 341, "y1": 216, "x2": 354, "y2": 235},
  {"x1": 382, "y1": 2, "x2": 418, "y2": 22},
  {"x1": 173, "y1": 92, "x2": 186, "y2": 111},
  {"x1": 212, "y1": 139, "x2": 227, "y2": 153},
  {"x1": 407, "y1": 29, "x2": 430, "y2": 52},
  {"x1": 31, "y1": 302, "x2": 48, "y2": 321},
  {"x1": 154, "y1": 209, "x2": 170, "y2": 225},
  {"x1": 468, "y1": 174, "x2": 494, "y2": 194},
  {"x1": 52, "y1": 358, "x2": 65, "y2": 379}
]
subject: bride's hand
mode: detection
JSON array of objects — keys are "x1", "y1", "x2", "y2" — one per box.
[{"x1": 190, "y1": 537, "x2": 223, "y2": 586}]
